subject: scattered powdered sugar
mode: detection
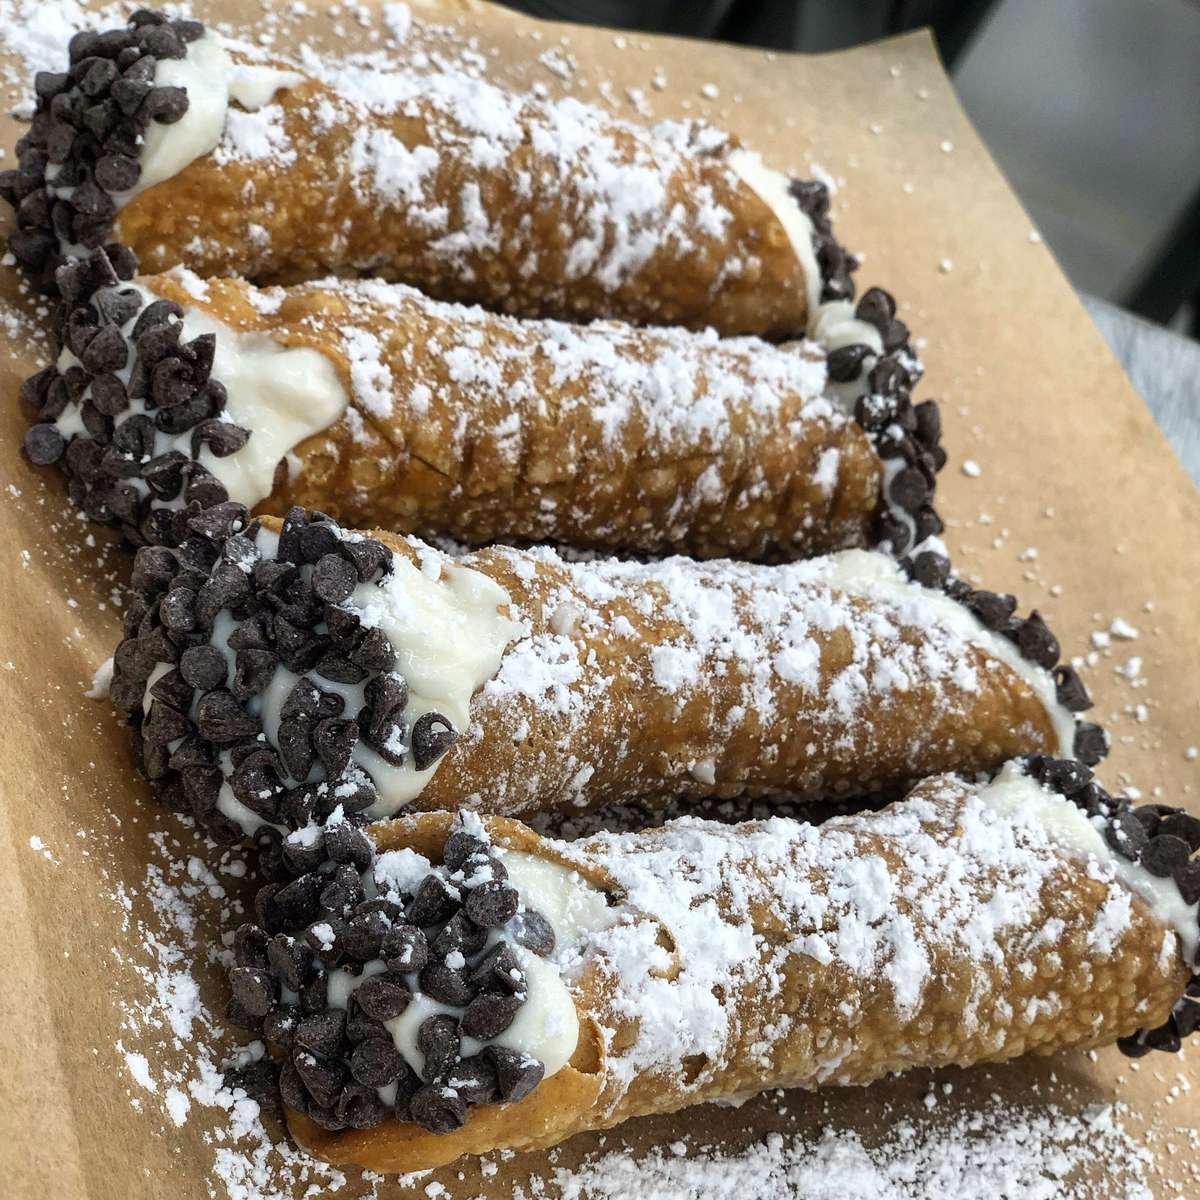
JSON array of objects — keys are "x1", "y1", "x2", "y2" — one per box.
[
  {"x1": 526, "y1": 1101, "x2": 1154, "y2": 1199},
  {"x1": 551, "y1": 778, "x2": 1144, "y2": 1104}
]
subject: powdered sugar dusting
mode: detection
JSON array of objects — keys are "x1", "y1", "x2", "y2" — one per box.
[{"x1": 526, "y1": 1101, "x2": 1154, "y2": 1199}]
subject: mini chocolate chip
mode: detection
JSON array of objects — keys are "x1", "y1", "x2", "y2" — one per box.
[
  {"x1": 487, "y1": 1046, "x2": 544, "y2": 1103},
  {"x1": 468, "y1": 942, "x2": 526, "y2": 995},
  {"x1": 298, "y1": 521, "x2": 341, "y2": 564},
  {"x1": 431, "y1": 911, "x2": 489, "y2": 961},
  {"x1": 158, "y1": 585, "x2": 195, "y2": 632},
  {"x1": 1036, "y1": 756, "x2": 1092, "y2": 797},
  {"x1": 419, "y1": 962, "x2": 475, "y2": 1008},
  {"x1": 1175, "y1": 862, "x2": 1200, "y2": 906},
  {"x1": 313, "y1": 554, "x2": 357, "y2": 603},
  {"x1": 1174, "y1": 1000, "x2": 1200, "y2": 1039},
  {"x1": 1141, "y1": 834, "x2": 1191, "y2": 878},
  {"x1": 23, "y1": 423, "x2": 66, "y2": 465},
  {"x1": 826, "y1": 343, "x2": 872, "y2": 383},
  {"x1": 341, "y1": 910, "x2": 391, "y2": 962},
  {"x1": 416, "y1": 1014, "x2": 460, "y2": 1083},
  {"x1": 320, "y1": 862, "x2": 366, "y2": 918},
  {"x1": 263, "y1": 1005, "x2": 301, "y2": 1050},
  {"x1": 233, "y1": 923, "x2": 269, "y2": 969},
  {"x1": 149, "y1": 666, "x2": 193, "y2": 712},
  {"x1": 854, "y1": 286, "x2": 896, "y2": 331},
  {"x1": 1159, "y1": 812, "x2": 1200, "y2": 853},
  {"x1": 907, "y1": 550, "x2": 949, "y2": 591},
  {"x1": 192, "y1": 418, "x2": 251, "y2": 458},
  {"x1": 274, "y1": 872, "x2": 324, "y2": 928},
  {"x1": 144, "y1": 84, "x2": 187, "y2": 123},
  {"x1": 1105, "y1": 809, "x2": 1149, "y2": 861},
  {"x1": 1074, "y1": 722, "x2": 1108, "y2": 767},
  {"x1": 233, "y1": 648, "x2": 278, "y2": 700},
  {"x1": 355, "y1": 976, "x2": 411, "y2": 1022},
  {"x1": 1015, "y1": 611, "x2": 1060, "y2": 669},
  {"x1": 1054, "y1": 665, "x2": 1092, "y2": 712},
  {"x1": 512, "y1": 908, "x2": 556, "y2": 958},
  {"x1": 967, "y1": 590, "x2": 1017, "y2": 632},
  {"x1": 294, "y1": 1049, "x2": 349, "y2": 1109},
  {"x1": 888, "y1": 465, "x2": 930, "y2": 512},
  {"x1": 315, "y1": 652, "x2": 368, "y2": 685},
  {"x1": 295, "y1": 1009, "x2": 347, "y2": 1059},
  {"x1": 409, "y1": 1085, "x2": 467, "y2": 1133},
  {"x1": 443, "y1": 832, "x2": 490, "y2": 873},
  {"x1": 409, "y1": 874, "x2": 461, "y2": 927},
  {"x1": 278, "y1": 717, "x2": 315, "y2": 782},
  {"x1": 411, "y1": 711, "x2": 457, "y2": 771},
  {"x1": 229, "y1": 966, "x2": 276, "y2": 1018},
  {"x1": 264, "y1": 934, "x2": 311, "y2": 993},
  {"x1": 350, "y1": 1037, "x2": 406, "y2": 1088},
  {"x1": 446, "y1": 1055, "x2": 497, "y2": 1105},
  {"x1": 323, "y1": 822, "x2": 374, "y2": 871},
  {"x1": 196, "y1": 689, "x2": 258, "y2": 742},
  {"x1": 342, "y1": 538, "x2": 391, "y2": 582},
  {"x1": 348, "y1": 626, "x2": 396, "y2": 672},
  {"x1": 462, "y1": 992, "x2": 522, "y2": 1040},
  {"x1": 94, "y1": 152, "x2": 141, "y2": 192},
  {"x1": 278, "y1": 1057, "x2": 309, "y2": 1111},
  {"x1": 313, "y1": 717, "x2": 358, "y2": 779},
  {"x1": 381, "y1": 925, "x2": 429, "y2": 974},
  {"x1": 177, "y1": 643, "x2": 225, "y2": 691},
  {"x1": 79, "y1": 322, "x2": 129, "y2": 373},
  {"x1": 464, "y1": 881, "x2": 519, "y2": 929}
]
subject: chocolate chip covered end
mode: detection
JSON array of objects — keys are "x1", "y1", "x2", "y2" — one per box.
[
  {"x1": 898, "y1": 550, "x2": 1107, "y2": 768},
  {"x1": 1019, "y1": 753, "x2": 1200, "y2": 1056},
  {"x1": 0, "y1": 9, "x2": 201, "y2": 293},
  {"x1": 20, "y1": 247, "x2": 251, "y2": 546},
  {"x1": 228, "y1": 821, "x2": 555, "y2": 1134},
  {"x1": 791, "y1": 176, "x2": 945, "y2": 558},
  {"x1": 110, "y1": 507, "x2": 459, "y2": 848}
]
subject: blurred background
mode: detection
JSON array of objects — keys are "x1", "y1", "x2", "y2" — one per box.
[{"x1": 500, "y1": 0, "x2": 1200, "y2": 344}]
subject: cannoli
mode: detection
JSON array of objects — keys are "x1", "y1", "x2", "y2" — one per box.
[
  {"x1": 107, "y1": 506, "x2": 1102, "y2": 848},
  {"x1": 20, "y1": 249, "x2": 941, "y2": 559},
  {"x1": 2, "y1": 9, "x2": 860, "y2": 340},
  {"x1": 222, "y1": 758, "x2": 1200, "y2": 1169}
]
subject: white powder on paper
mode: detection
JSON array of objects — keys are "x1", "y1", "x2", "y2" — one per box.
[{"x1": 526, "y1": 1102, "x2": 1154, "y2": 1199}]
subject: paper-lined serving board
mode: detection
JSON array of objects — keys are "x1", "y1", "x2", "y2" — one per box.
[{"x1": 1, "y1": 2, "x2": 1197, "y2": 1197}]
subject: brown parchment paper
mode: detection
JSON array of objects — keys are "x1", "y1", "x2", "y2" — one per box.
[{"x1": 1, "y1": 3, "x2": 1198, "y2": 1197}]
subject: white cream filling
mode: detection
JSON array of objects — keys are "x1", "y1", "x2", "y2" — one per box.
[
  {"x1": 323, "y1": 839, "x2": 611, "y2": 1096},
  {"x1": 727, "y1": 149, "x2": 822, "y2": 324},
  {"x1": 54, "y1": 280, "x2": 347, "y2": 511},
  {"x1": 809, "y1": 298, "x2": 885, "y2": 409},
  {"x1": 820, "y1": 550, "x2": 1077, "y2": 756},
  {"x1": 123, "y1": 34, "x2": 302, "y2": 202},
  {"x1": 980, "y1": 762, "x2": 1198, "y2": 963}
]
